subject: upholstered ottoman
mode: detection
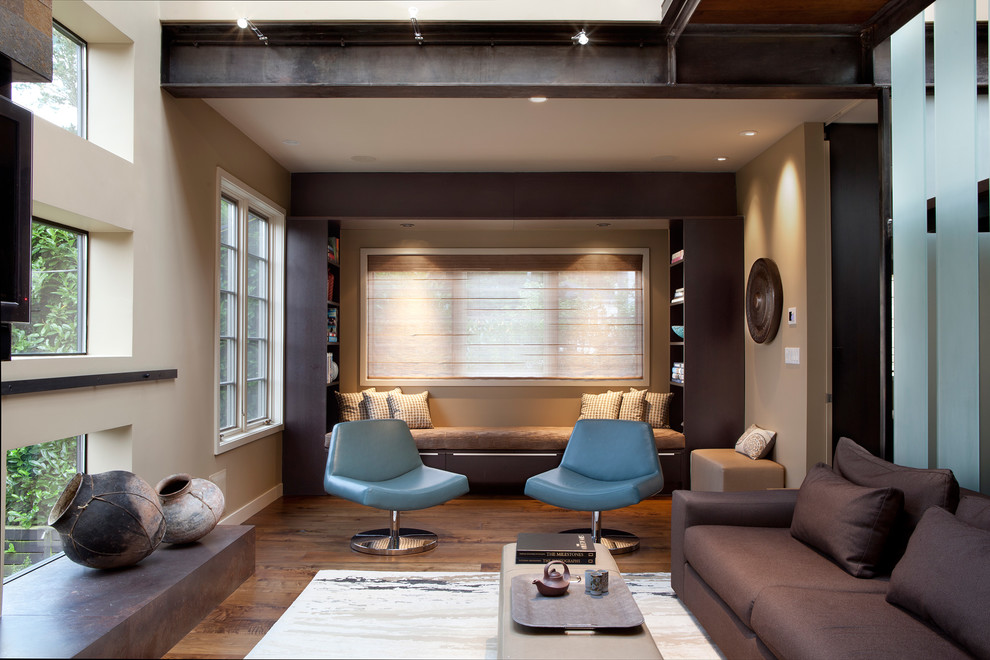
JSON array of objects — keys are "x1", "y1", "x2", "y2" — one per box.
[{"x1": 690, "y1": 448, "x2": 784, "y2": 491}]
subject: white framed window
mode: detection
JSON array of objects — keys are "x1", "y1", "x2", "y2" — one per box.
[
  {"x1": 12, "y1": 21, "x2": 87, "y2": 138},
  {"x1": 361, "y1": 248, "x2": 648, "y2": 386},
  {"x1": 215, "y1": 171, "x2": 285, "y2": 454}
]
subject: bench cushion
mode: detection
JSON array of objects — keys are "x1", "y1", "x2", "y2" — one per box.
[
  {"x1": 683, "y1": 525, "x2": 888, "y2": 627},
  {"x1": 410, "y1": 426, "x2": 684, "y2": 451}
]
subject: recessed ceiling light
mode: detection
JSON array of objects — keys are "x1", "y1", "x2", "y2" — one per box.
[
  {"x1": 236, "y1": 17, "x2": 249, "y2": 29},
  {"x1": 351, "y1": 155, "x2": 378, "y2": 163},
  {"x1": 596, "y1": 222, "x2": 612, "y2": 228},
  {"x1": 282, "y1": 139, "x2": 299, "y2": 146},
  {"x1": 400, "y1": 223, "x2": 415, "y2": 228},
  {"x1": 739, "y1": 130, "x2": 758, "y2": 137},
  {"x1": 529, "y1": 96, "x2": 548, "y2": 103},
  {"x1": 715, "y1": 156, "x2": 729, "y2": 162},
  {"x1": 573, "y1": 30, "x2": 590, "y2": 46}
]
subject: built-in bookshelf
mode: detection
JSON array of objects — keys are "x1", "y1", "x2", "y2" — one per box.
[
  {"x1": 668, "y1": 223, "x2": 685, "y2": 433},
  {"x1": 327, "y1": 234, "x2": 341, "y2": 432}
]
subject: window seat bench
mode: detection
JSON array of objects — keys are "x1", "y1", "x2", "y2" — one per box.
[{"x1": 326, "y1": 426, "x2": 685, "y2": 493}]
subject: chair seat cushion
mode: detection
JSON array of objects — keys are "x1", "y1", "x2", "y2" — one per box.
[
  {"x1": 326, "y1": 465, "x2": 469, "y2": 511},
  {"x1": 524, "y1": 466, "x2": 663, "y2": 512}
]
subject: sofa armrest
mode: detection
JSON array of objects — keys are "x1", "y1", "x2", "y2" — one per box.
[{"x1": 670, "y1": 489, "x2": 799, "y2": 596}]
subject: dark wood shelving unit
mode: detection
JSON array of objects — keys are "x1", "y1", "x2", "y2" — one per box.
[{"x1": 669, "y1": 218, "x2": 744, "y2": 488}]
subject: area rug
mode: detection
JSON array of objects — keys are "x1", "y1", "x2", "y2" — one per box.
[{"x1": 245, "y1": 570, "x2": 723, "y2": 659}]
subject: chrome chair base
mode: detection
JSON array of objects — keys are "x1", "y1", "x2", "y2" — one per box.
[
  {"x1": 560, "y1": 527, "x2": 640, "y2": 555},
  {"x1": 350, "y1": 527, "x2": 439, "y2": 555}
]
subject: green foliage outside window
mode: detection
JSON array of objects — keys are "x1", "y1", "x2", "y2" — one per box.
[
  {"x1": 4, "y1": 437, "x2": 79, "y2": 530},
  {"x1": 11, "y1": 222, "x2": 86, "y2": 355},
  {"x1": 11, "y1": 23, "x2": 84, "y2": 135}
]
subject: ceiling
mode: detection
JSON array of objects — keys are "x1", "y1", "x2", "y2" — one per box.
[
  {"x1": 206, "y1": 93, "x2": 877, "y2": 174},
  {"x1": 188, "y1": 0, "x2": 895, "y2": 174}
]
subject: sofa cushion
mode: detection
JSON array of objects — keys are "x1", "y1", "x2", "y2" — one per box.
[
  {"x1": 833, "y1": 436, "x2": 960, "y2": 565},
  {"x1": 618, "y1": 388, "x2": 647, "y2": 421},
  {"x1": 578, "y1": 391, "x2": 623, "y2": 419},
  {"x1": 751, "y1": 587, "x2": 972, "y2": 660},
  {"x1": 644, "y1": 392, "x2": 672, "y2": 429},
  {"x1": 790, "y1": 464, "x2": 903, "y2": 578},
  {"x1": 683, "y1": 525, "x2": 887, "y2": 628},
  {"x1": 387, "y1": 390, "x2": 433, "y2": 429},
  {"x1": 335, "y1": 388, "x2": 376, "y2": 422},
  {"x1": 955, "y1": 492, "x2": 990, "y2": 531},
  {"x1": 734, "y1": 424, "x2": 776, "y2": 460},
  {"x1": 886, "y1": 506, "x2": 990, "y2": 659}
]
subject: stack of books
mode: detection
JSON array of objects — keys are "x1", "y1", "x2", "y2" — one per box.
[
  {"x1": 671, "y1": 361, "x2": 685, "y2": 384},
  {"x1": 328, "y1": 237, "x2": 340, "y2": 263},
  {"x1": 671, "y1": 287, "x2": 685, "y2": 304},
  {"x1": 515, "y1": 533, "x2": 597, "y2": 565},
  {"x1": 327, "y1": 307, "x2": 339, "y2": 343},
  {"x1": 670, "y1": 249, "x2": 684, "y2": 264}
]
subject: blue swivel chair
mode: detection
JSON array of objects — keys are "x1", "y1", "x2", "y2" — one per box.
[
  {"x1": 324, "y1": 419, "x2": 470, "y2": 555},
  {"x1": 524, "y1": 419, "x2": 663, "y2": 554}
]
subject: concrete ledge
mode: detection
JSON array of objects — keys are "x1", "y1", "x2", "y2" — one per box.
[{"x1": 0, "y1": 525, "x2": 254, "y2": 658}]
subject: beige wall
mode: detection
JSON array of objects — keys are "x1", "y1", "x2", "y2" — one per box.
[
  {"x1": 736, "y1": 123, "x2": 831, "y2": 487},
  {"x1": 1, "y1": 0, "x2": 290, "y2": 598},
  {"x1": 340, "y1": 228, "x2": 670, "y2": 426}
]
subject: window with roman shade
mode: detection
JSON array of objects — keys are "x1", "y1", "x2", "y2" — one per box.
[{"x1": 362, "y1": 248, "x2": 648, "y2": 384}]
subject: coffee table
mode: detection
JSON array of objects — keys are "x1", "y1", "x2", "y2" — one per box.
[{"x1": 497, "y1": 542, "x2": 663, "y2": 659}]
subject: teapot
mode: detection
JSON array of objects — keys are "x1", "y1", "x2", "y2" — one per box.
[{"x1": 532, "y1": 561, "x2": 571, "y2": 597}]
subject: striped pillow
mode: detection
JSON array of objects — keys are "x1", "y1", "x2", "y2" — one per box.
[
  {"x1": 578, "y1": 391, "x2": 623, "y2": 420},
  {"x1": 644, "y1": 392, "x2": 673, "y2": 429},
  {"x1": 363, "y1": 388, "x2": 401, "y2": 420},
  {"x1": 618, "y1": 388, "x2": 647, "y2": 421},
  {"x1": 388, "y1": 391, "x2": 433, "y2": 429},
  {"x1": 335, "y1": 388, "x2": 376, "y2": 422}
]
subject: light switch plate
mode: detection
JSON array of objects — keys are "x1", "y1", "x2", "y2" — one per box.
[
  {"x1": 788, "y1": 307, "x2": 797, "y2": 325},
  {"x1": 785, "y1": 347, "x2": 800, "y2": 364}
]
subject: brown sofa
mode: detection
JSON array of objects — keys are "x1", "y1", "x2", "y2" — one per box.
[{"x1": 671, "y1": 438, "x2": 990, "y2": 660}]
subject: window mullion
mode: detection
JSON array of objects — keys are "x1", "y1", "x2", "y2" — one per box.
[{"x1": 238, "y1": 204, "x2": 249, "y2": 431}]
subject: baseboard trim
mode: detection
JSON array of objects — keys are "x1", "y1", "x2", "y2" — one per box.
[{"x1": 221, "y1": 483, "x2": 283, "y2": 525}]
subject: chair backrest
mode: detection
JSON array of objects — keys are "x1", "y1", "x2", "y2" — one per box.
[
  {"x1": 326, "y1": 419, "x2": 424, "y2": 482},
  {"x1": 560, "y1": 419, "x2": 660, "y2": 482}
]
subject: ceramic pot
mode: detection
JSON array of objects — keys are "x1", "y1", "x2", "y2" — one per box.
[
  {"x1": 532, "y1": 561, "x2": 571, "y2": 597},
  {"x1": 48, "y1": 470, "x2": 166, "y2": 569},
  {"x1": 155, "y1": 473, "x2": 225, "y2": 544}
]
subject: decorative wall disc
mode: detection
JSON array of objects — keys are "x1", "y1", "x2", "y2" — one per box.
[{"x1": 746, "y1": 258, "x2": 783, "y2": 344}]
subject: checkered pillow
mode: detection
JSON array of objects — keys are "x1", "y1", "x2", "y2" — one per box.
[
  {"x1": 335, "y1": 388, "x2": 376, "y2": 422},
  {"x1": 644, "y1": 392, "x2": 672, "y2": 429},
  {"x1": 388, "y1": 391, "x2": 433, "y2": 429},
  {"x1": 363, "y1": 388, "x2": 401, "y2": 420},
  {"x1": 578, "y1": 391, "x2": 623, "y2": 420},
  {"x1": 618, "y1": 388, "x2": 647, "y2": 421}
]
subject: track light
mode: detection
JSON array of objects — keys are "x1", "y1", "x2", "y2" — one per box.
[
  {"x1": 573, "y1": 30, "x2": 589, "y2": 45},
  {"x1": 237, "y1": 17, "x2": 269, "y2": 45}
]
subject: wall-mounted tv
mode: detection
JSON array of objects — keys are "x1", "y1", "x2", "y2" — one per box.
[{"x1": 0, "y1": 94, "x2": 32, "y2": 326}]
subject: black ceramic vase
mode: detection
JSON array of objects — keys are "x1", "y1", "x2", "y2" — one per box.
[
  {"x1": 48, "y1": 470, "x2": 166, "y2": 569},
  {"x1": 155, "y1": 473, "x2": 225, "y2": 544}
]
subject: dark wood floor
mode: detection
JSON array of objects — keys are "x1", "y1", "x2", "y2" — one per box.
[{"x1": 164, "y1": 493, "x2": 673, "y2": 659}]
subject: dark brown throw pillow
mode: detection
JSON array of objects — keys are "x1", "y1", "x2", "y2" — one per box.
[
  {"x1": 887, "y1": 507, "x2": 990, "y2": 659},
  {"x1": 954, "y1": 494, "x2": 990, "y2": 532},
  {"x1": 832, "y1": 436, "x2": 959, "y2": 566},
  {"x1": 790, "y1": 464, "x2": 903, "y2": 578}
]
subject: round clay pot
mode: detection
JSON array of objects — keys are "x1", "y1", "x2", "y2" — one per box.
[
  {"x1": 48, "y1": 470, "x2": 166, "y2": 569},
  {"x1": 155, "y1": 473, "x2": 225, "y2": 544}
]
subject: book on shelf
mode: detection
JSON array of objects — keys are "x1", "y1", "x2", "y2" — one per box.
[
  {"x1": 670, "y1": 249, "x2": 684, "y2": 264},
  {"x1": 327, "y1": 271, "x2": 335, "y2": 302},
  {"x1": 515, "y1": 532, "x2": 597, "y2": 564},
  {"x1": 328, "y1": 236, "x2": 340, "y2": 263}
]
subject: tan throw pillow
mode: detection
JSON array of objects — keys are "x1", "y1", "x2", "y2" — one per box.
[
  {"x1": 387, "y1": 391, "x2": 433, "y2": 429},
  {"x1": 335, "y1": 388, "x2": 376, "y2": 422},
  {"x1": 363, "y1": 388, "x2": 401, "y2": 420},
  {"x1": 578, "y1": 391, "x2": 623, "y2": 419},
  {"x1": 618, "y1": 388, "x2": 647, "y2": 421},
  {"x1": 735, "y1": 424, "x2": 776, "y2": 460},
  {"x1": 644, "y1": 392, "x2": 672, "y2": 429}
]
